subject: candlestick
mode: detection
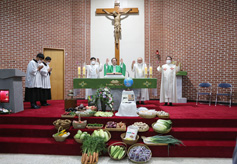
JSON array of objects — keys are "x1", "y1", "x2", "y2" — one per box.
[
  {"x1": 82, "y1": 64, "x2": 86, "y2": 78},
  {"x1": 149, "y1": 66, "x2": 153, "y2": 78},
  {"x1": 144, "y1": 66, "x2": 148, "y2": 78},
  {"x1": 78, "y1": 66, "x2": 81, "y2": 78}
]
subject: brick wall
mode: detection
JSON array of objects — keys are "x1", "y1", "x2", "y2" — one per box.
[
  {"x1": 0, "y1": 0, "x2": 89, "y2": 99},
  {"x1": 145, "y1": 0, "x2": 237, "y2": 103},
  {"x1": 1, "y1": 0, "x2": 236, "y2": 103}
]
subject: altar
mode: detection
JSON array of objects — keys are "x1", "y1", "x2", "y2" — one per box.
[{"x1": 73, "y1": 78, "x2": 157, "y2": 110}]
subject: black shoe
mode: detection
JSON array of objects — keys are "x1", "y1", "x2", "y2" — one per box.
[
  {"x1": 31, "y1": 105, "x2": 40, "y2": 109},
  {"x1": 136, "y1": 101, "x2": 139, "y2": 105},
  {"x1": 141, "y1": 101, "x2": 145, "y2": 105},
  {"x1": 41, "y1": 103, "x2": 50, "y2": 106},
  {"x1": 163, "y1": 102, "x2": 168, "y2": 106},
  {"x1": 169, "y1": 103, "x2": 173, "y2": 106}
]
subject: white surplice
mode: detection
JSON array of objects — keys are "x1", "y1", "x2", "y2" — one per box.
[
  {"x1": 25, "y1": 59, "x2": 42, "y2": 88},
  {"x1": 157, "y1": 64, "x2": 180, "y2": 103},
  {"x1": 85, "y1": 63, "x2": 103, "y2": 99},
  {"x1": 40, "y1": 63, "x2": 51, "y2": 89},
  {"x1": 132, "y1": 63, "x2": 149, "y2": 101}
]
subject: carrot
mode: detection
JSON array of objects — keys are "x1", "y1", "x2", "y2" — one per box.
[
  {"x1": 90, "y1": 154, "x2": 93, "y2": 164},
  {"x1": 92, "y1": 152, "x2": 96, "y2": 163},
  {"x1": 96, "y1": 152, "x2": 99, "y2": 163},
  {"x1": 81, "y1": 153, "x2": 84, "y2": 164},
  {"x1": 84, "y1": 154, "x2": 89, "y2": 164}
]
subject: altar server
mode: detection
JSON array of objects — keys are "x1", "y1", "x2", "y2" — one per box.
[
  {"x1": 131, "y1": 57, "x2": 149, "y2": 104},
  {"x1": 157, "y1": 56, "x2": 180, "y2": 106},
  {"x1": 25, "y1": 53, "x2": 44, "y2": 109},
  {"x1": 85, "y1": 57, "x2": 103, "y2": 99},
  {"x1": 40, "y1": 56, "x2": 52, "y2": 106},
  {"x1": 104, "y1": 58, "x2": 126, "y2": 76}
]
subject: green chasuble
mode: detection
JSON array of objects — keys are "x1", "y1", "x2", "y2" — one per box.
[{"x1": 104, "y1": 63, "x2": 126, "y2": 76}]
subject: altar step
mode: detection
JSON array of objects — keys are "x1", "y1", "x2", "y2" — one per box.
[
  {"x1": 1, "y1": 124, "x2": 237, "y2": 141},
  {"x1": 0, "y1": 137, "x2": 235, "y2": 157},
  {"x1": 1, "y1": 116, "x2": 237, "y2": 128}
]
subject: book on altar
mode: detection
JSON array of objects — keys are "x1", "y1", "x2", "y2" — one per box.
[{"x1": 104, "y1": 73, "x2": 124, "y2": 78}]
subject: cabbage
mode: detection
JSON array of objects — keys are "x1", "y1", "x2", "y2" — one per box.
[
  {"x1": 99, "y1": 129, "x2": 105, "y2": 138},
  {"x1": 153, "y1": 122, "x2": 168, "y2": 131},
  {"x1": 104, "y1": 131, "x2": 109, "y2": 142}
]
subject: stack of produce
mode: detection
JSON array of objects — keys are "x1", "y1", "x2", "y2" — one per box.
[
  {"x1": 152, "y1": 119, "x2": 172, "y2": 134},
  {"x1": 109, "y1": 145, "x2": 126, "y2": 160},
  {"x1": 53, "y1": 119, "x2": 71, "y2": 129},
  {"x1": 61, "y1": 111, "x2": 76, "y2": 118},
  {"x1": 85, "y1": 106, "x2": 97, "y2": 111},
  {"x1": 138, "y1": 109, "x2": 157, "y2": 118},
  {"x1": 157, "y1": 110, "x2": 169, "y2": 118},
  {"x1": 128, "y1": 144, "x2": 152, "y2": 163},
  {"x1": 142, "y1": 135, "x2": 183, "y2": 146},
  {"x1": 76, "y1": 109, "x2": 96, "y2": 117},
  {"x1": 75, "y1": 104, "x2": 86, "y2": 111},
  {"x1": 91, "y1": 129, "x2": 110, "y2": 142},
  {"x1": 105, "y1": 121, "x2": 126, "y2": 129},
  {"x1": 132, "y1": 122, "x2": 149, "y2": 132},
  {"x1": 81, "y1": 136, "x2": 107, "y2": 164},
  {"x1": 74, "y1": 130, "x2": 90, "y2": 141},
  {"x1": 53, "y1": 127, "x2": 70, "y2": 142},
  {"x1": 94, "y1": 111, "x2": 113, "y2": 117},
  {"x1": 86, "y1": 123, "x2": 103, "y2": 129}
]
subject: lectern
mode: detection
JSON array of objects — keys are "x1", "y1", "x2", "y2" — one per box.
[{"x1": 0, "y1": 69, "x2": 26, "y2": 113}]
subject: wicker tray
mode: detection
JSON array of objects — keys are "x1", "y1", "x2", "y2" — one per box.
[
  {"x1": 127, "y1": 143, "x2": 152, "y2": 163},
  {"x1": 86, "y1": 124, "x2": 103, "y2": 129},
  {"x1": 141, "y1": 136, "x2": 168, "y2": 146},
  {"x1": 108, "y1": 142, "x2": 127, "y2": 160},
  {"x1": 53, "y1": 119, "x2": 71, "y2": 130},
  {"x1": 53, "y1": 126, "x2": 70, "y2": 142},
  {"x1": 120, "y1": 133, "x2": 139, "y2": 145},
  {"x1": 61, "y1": 114, "x2": 76, "y2": 118},
  {"x1": 105, "y1": 126, "x2": 126, "y2": 131},
  {"x1": 157, "y1": 114, "x2": 170, "y2": 119},
  {"x1": 139, "y1": 113, "x2": 157, "y2": 119},
  {"x1": 152, "y1": 123, "x2": 172, "y2": 134}
]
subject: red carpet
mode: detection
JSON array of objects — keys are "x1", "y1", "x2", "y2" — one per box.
[{"x1": 0, "y1": 100, "x2": 236, "y2": 157}]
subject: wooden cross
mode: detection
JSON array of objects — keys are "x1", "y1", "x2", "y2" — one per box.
[{"x1": 96, "y1": 2, "x2": 139, "y2": 65}]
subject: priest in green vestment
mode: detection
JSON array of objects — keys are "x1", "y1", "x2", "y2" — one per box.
[{"x1": 104, "y1": 58, "x2": 126, "y2": 76}]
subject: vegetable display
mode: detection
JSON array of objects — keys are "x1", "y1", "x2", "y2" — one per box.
[
  {"x1": 110, "y1": 145, "x2": 126, "y2": 160},
  {"x1": 94, "y1": 111, "x2": 113, "y2": 117},
  {"x1": 91, "y1": 129, "x2": 110, "y2": 142},
  {"x1": 142, "y1": 135, "x2": 184, "y2": 145},
  {"x1": 132, "y1": 122, "x2": 149, "y2": 131},
  {"x1": 128, "y1": 145, "x2": 152, "y2": 163},
  {"x1": 153, "y1": 119, "x2": 172, "y2": 133},
  {"x1": 81, "y1": 136, "x2": 107, "y2": 164},
  {"x1": 74, "y1": 130, "x2": 90, "y2": 140}
]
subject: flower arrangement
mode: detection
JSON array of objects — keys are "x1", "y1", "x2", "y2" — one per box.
[{"x1": 93, "y1": 86, "x2": 114, "y2": 111}]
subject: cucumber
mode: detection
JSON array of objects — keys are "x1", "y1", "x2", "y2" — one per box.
[
  {"x1": 111, "y1": 146, "x2": 120, "y2": 157},
  {"x1": 118, "y1": 150, "x2": 125, "y2": 159},
  {"x1": 114, "y1": 147, "x2": 123, "y2": 159}
]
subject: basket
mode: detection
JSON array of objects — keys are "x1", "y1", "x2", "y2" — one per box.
[
  {"x1": 86, "y1": 124, "x2": 103, "y2": 129},
  {"x1": 76, "y1": 111, "x2": 96, "y2": 117},
  {"x1": 152, "y1": 123, "x2": 172, "y2": 134},
  {"x1": 53, "y1": 126, "x2": 70, "y2": 142},
  {"x1": 74, "y1": 135, "x2": 83, "y2": 143},
  {"x1": 53, "y1": 119, "x2": 71, "y2": 130},
  {"x1": 61, "y1": 113, "x2": 76, "y2": 118},
  {"x1": 120, "y1": 133, "x2": 139, "y2": 145},
  {"x1": 157, "y1": 114, "x2": 170, "y2": 119},
  {"x1": 127, "y1": 143, "x2": 152, "y2": 163},
  {"x1": 139, "y1": 113, "x2": 157, "y2": 119},
  {"x1": 108, "y1": 142, "x2": 127, "y2": 160},
  {"x1": 72, "y1": 114, "x2": 87, "y2": 129},
  {"x1": 138, "y1": 125, "x2": 149, "y2": 132}
]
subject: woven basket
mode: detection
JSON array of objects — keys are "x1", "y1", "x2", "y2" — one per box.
[
  {"x1": 152, "y1": 123, "x2": 172, "y2": 134},
  {"x1": 53, "y1": 126, "x2": 70, "y2": 142},
  {"x1": 74, "y1": 136, "x2": 83, "y2": 143},
  {"x1": 127, "y1": 143, "x2": 152, "y2": 163},
  {"x1": 139, "y1": 113, "x2": 157, "y2": 119},
  {"x1": 72, "y1": 114, "x2": 87, "y2": 129},
  {"x1": 108, "y1": 142, "x2": 127, "y2": 160},
  {"x1": 120, "y1": 133, "x2": 139, "y2": 145},
  {"x1": 53, "y1": 119, "x2": 71, "y2": 130}
]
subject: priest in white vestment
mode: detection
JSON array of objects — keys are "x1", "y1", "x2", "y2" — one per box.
[
  {"x1": 131, "y1": 57, "x2": 149, "y2": 104},
  {"x1": 40, "y1": 56, "x2": 52, "y2": 106},
  {"x1": 157, "y1": 56, "x2": 180, "y2": 106},
  {"x1": 25, "y1": 53, "x2": 44, "y2": 109},
  {"x1": 85, "y1": 57, "x2": 103, "y2": 99}
]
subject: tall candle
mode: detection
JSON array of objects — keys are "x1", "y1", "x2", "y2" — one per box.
[
  {"x1": 78, "y1": 66, "x2": 81, "y2": 78},
  {"x1": 149, "y1": 66, "x2": 153, "y2": 75},
  {"x1": 82, "y1": 66, "x2": 86, "y2": 75},
  {"x1": 144, "y1": 66, "x2": 148, "y2": 75}
]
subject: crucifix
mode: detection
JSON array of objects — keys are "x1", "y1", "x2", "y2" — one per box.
[{"x1": 96, "y1": 1, "x2": 139, "y2": 65}]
